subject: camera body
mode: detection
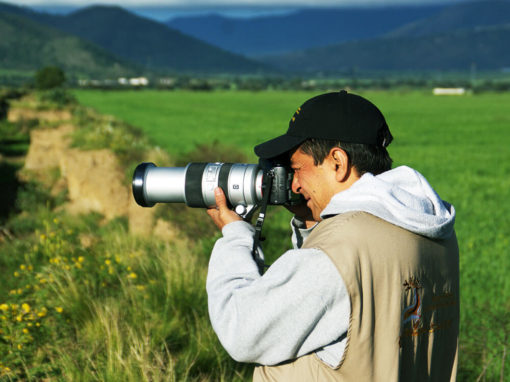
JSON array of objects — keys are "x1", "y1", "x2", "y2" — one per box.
[{"x1": 132, "y1": 160, "x2": 301, "y2": 217}]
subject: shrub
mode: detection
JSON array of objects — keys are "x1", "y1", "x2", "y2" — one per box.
[{"x1": 34, "y1": 67, "x2": 66, "y2": 90}]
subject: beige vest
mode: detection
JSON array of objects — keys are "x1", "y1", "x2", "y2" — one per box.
[{"x1": 254, "y1": 212, "x2": 459, "y2": 382}]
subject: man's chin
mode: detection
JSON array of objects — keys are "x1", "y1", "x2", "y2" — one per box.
[{"x1": 311, "y1": 211, "x2": 322, "y2": 222}]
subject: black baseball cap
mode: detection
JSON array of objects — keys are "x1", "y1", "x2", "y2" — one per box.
[{"x1": 254, "y1": 90, "x2": 392, "y2": 159}]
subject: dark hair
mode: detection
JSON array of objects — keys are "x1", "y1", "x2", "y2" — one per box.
[{"x1": 298, "y1": 138, "x2": 393, "y2": 175}]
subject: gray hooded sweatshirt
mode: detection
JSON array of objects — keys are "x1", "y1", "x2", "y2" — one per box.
[{"x1": 206, "y1": 166, "x2": 456, "y2": 368}]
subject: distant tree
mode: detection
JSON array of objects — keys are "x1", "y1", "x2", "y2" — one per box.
[{"x1": 34, "y1": 66, "x2": 66, "y2": 90}]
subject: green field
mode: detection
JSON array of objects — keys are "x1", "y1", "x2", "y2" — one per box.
[
  {"x1": 74, "y1": 89, "x2": 510, "y2": 380},
  {"x1": 1, "y1": 89, "x2": 508, "y2": 380}
]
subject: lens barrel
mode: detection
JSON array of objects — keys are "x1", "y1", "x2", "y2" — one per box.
[
  {"x1": 132, "y1": 162, "x2": 264, "y2": 210},
  {"x1": 132, "y1": 162, "x2": 187, "y2": 207}
]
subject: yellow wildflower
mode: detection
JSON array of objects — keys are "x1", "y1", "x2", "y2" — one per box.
[
  {"x1": 20, "y1": 264, "x2": 26, "y2": 271},
  {"x1": 0, "y1": 304, "x2": 8, "y2": 311},
  {"x1": 17, "y1": 344, "x2": 23, "y2": 350},
  {"x1": 16, "y1": 315, "x2": 23, "y2": 322},
  {"x1": 127, "y1": 272, "x2": 137, "y2": 279},
  {"x1": 78, "y1": 256, "x2": 85, "y2": 263},
  {"x1": 40, "y1": 234, "x2": 46, "y2": 241},
  {"x1": 53, "y1": 218, "x2": 59, "y2": 224},
  {"x1": 22, "y1": 328, "x2": 29, "y2": 334},
  {"x1": 105, "y1": 259, "x2": 111, "y2": 265},
  {"x1": 55, "y1": 307, "x2": 63, "y2": 313},
  {"x1": 21, "y1": 303, "x2": 30, "y2": 314},
  {"x1": 13, "y1": 271, "x2": 19, "y2": 277},
  {"x1": 37, "y1": 308, "x2": 47, "y2": 318}
]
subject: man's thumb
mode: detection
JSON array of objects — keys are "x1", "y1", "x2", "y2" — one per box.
[{"x1": 214, "y1": 187, "x2": 228, "y2": 209}]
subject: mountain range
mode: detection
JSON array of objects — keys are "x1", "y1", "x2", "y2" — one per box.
[
  {"x1": 262, "y1": 24, "x2": 510, "y2": 73},
  {"x1": 166, "y1": 5, "x2": 445, "y2": 56},
  {"x1": 168, "y1": 0, "x2": 510, "y2": 73},
  {"x1": 1, "y1": 0, "x2": 510, "y2": 77},
  {"x1": 0, "y1": 2, "x2": 267, "y2": 77}
]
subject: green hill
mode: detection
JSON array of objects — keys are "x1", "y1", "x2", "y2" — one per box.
[
  {"x1": 0, "y1": 10, "x2": 137, "y2": 78},
  {"x1": 48, "y1": 5, "x2": 268, "y2": 74}
]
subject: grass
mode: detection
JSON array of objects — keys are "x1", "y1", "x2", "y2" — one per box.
[
  {"x1": 1, "y1": 89, "x2": 508, "y2": 380},
  {"x1": 0, "y1": 94, "x2": 250, "y2": 380},
  {"x1": 0, "y1": 215, "x2": 249, "y2": 380},
  {"x1": 74, "y1": 89, "x2": 510, "y2": 380},
  {"x1": 73, "y1": 90, "x2": 310, "y2": 159}
]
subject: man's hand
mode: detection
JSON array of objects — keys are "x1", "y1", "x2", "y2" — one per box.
[{"x1": 206, "y1": 187, "x2": 243, "y2": 230}]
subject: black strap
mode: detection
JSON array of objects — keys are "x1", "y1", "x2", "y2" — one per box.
[{"x1": 251, "y1": 170, "x2": 272, "y2": 274}]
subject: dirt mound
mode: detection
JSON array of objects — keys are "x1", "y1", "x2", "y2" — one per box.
[
  {"x1": 22, "y1": 124, "x2": 163, "y2": 236},
  {"x1": 17, "y1": 105, "x2": 178, "y2": 237},
  {"x1": 60, "y1": 149, "x2": 130, "y2": 220},
  {"x1": 24, "y1": 124, "x2": 74, "y2": 170}
]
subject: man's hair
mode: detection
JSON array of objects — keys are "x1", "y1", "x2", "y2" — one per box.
[{"x1": 298, "y1": 138, "x2": 393, "y2": 176}]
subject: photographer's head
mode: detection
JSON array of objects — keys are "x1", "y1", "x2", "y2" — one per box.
[{"x1": 254, "y1": 90, "x2": 393, "y2": 221}]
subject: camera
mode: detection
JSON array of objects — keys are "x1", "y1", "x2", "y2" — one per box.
[{"x1": 132, "y1": 160, "x2": 302, "y2": 218}]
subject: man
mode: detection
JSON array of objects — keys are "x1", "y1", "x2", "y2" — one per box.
[{"x1": 206, "y1": 90, "x2": 459, "y2": 381}]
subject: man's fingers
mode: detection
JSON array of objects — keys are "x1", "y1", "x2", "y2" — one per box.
[
  {"x1": 214, "y1": 187, "x2": 228, "y2": 210},
  {"x1": 206, "y1": 187, "x2": 242, "y2": 230}
]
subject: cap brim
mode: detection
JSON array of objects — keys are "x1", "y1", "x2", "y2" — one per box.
[{"x1": 254, "y1": 134, "x2": 306, "y2": 159}]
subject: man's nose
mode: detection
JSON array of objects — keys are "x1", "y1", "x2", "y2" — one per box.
[{"x1": 291, "y1": 174, "x2": 301, "y2": 194}]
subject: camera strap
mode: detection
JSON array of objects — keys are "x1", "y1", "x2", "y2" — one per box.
[{"x1": 251, "y1": 170, "x2": 272, "y2": 274}]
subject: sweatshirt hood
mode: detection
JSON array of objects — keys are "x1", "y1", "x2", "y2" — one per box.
[{"x1": 320, "y1": 166, "x2": 456, "y2": 239}]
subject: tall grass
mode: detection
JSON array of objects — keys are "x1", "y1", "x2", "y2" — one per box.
[{"x1": 0, "y1": 213, "x2": 250, "y2": 380}]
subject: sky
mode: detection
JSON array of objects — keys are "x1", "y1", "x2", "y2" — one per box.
[
  {"x1": 4, "y1": 0, "x2": 456, "y2": 4},
  {"x1": 3, "y1": 0, "x2": 466, "y2": 20}
]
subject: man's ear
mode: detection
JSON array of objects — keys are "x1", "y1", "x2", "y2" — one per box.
[{"x1": 329, "y1": 148, "x2": 350, "y2": 182}]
